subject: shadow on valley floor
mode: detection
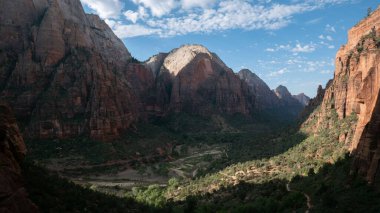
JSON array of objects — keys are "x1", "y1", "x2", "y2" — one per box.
[
  {"x1": 23, "y1": 156, "x2": 380, "y2": 213},
  {"x1": 22, "y1": 162, "x2": 159, "y2": 213},
  {"x1": 25, "y1": 112, "x2": 308, "y2": 176}
]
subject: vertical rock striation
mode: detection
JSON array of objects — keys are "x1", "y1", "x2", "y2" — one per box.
[{"x1": 0, "y1": 0, "x2": 152, "y2": 141}]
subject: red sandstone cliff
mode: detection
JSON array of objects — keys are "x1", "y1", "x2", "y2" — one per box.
[
  {"x1": 0, "y1": 0, "x2": 154, "y2": 141},
  {"x1": 0, "y1": 103, "x2": 38, "y2": 213},
  {"x1": 304, "y1": 6, "x2": 380, "y2": 184}
]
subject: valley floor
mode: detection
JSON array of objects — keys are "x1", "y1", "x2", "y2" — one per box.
[{"x1": 24, "y1": 112, "x2": 380, "y2": 212}]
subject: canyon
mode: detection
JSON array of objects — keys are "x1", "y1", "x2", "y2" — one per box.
[
  {"x1": 0, "y1": 0, "x2": 380, "y2": 212},
  {"x1": 0, "y1": 0, "x2": 305, "y2": 142}
]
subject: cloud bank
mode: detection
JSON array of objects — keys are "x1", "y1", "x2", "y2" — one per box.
[{"x1": 81, "y1": 0, "x2": 349, "y2": 38}]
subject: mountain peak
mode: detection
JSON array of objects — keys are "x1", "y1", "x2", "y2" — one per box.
[
  {"x1": 275, "y1": 85, "x2": 292, "y2": 99},
  {"x1": 238, "y1": 69, "x2": 264, "y2": 86},
  {"x1": 177, "y1": 44, "x2": 211, "y2": 53},
  {"x1": 238, "y1": 69, "x2": 259, "y2": 77},
  {"x1": 163, "y1": 44, "x2": 226, "y2": 76}
]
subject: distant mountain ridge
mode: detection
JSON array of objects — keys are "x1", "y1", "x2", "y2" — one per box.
[{"x1": 293, "y1": 93, "x2": 310, "y2": 106}]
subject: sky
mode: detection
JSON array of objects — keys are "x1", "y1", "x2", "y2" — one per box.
[{"x1": 80, "y1": 0, "x2": 379, "y2": 97}]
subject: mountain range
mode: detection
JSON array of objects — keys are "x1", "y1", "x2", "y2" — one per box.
[{"x1": 0, "y1": 0, "x2": 306, "y2": 142}]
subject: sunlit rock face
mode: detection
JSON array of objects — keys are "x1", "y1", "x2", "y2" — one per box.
[{"x1": 305, "y1": 6, "x2": 380, "y2": 184}]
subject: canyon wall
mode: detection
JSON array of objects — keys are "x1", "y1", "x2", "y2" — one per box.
[
  {"x1": 0, "y1": 0, "x2": 306, "y2": 141},
  {"x1": 0, "y1": 0, "x2": 153, "y2": 141},
  {"x1": 305, "y1": 6, "x2": 380, "y2": 183}
]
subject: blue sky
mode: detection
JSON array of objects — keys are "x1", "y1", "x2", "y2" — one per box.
[{"x1": 80, "y1": 0, "x2": 379, "y2": 97}]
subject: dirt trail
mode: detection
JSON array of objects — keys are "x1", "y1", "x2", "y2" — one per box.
[{"x1": 286, "y1": 183, "x2": 312, "y2": 213}]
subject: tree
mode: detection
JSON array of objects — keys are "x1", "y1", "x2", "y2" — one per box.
[{"x1": 367, "y1": 7, "x2": 372, "y2": 17}]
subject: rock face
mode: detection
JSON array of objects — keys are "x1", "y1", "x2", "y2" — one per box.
[
  {"x1": 238, "y1": 69, "x2": 279, "y2": 110},
  {"x1": 293, "y1": 93, "x2": 310, "y2": 106},
  {"x1": 275, "y1": 85, "x2": 304, "y2": 117},
  {"x1": 0, "y1": 103, "x2": 38, "y2": 213},
  {"x1": 306, "y1": 6, "x2": 380, "y2": 184},
  {"x1": 237, "y1": 71, "x2": 306, "y2": 119},
  {"x1": 0, "y1": 0, "x2": 153, "y2": 141},
  {"x1": 147, "y1": 45, "x2": 254, "y2": 116}
]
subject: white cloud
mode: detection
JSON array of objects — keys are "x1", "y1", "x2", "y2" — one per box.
[
  {"x1": 112, "y1": 23, "x2": 160, "y2": 38},
  {"x1": 181, "y1": 0, "x2": 216, "y2": 9},
  {"x1": 81, "y1": 0, "x2": 123, "y2": 19},
  {"x1": 291, "y1": 43, "x2": 316, "y2": 53},
  {"x1": 269, "y1": 68, "x2": 288, "y2": 77},
  {"x1": 139, "y1": 0, "x2": 321, "y2": 37},
  {"x1": 326, "y1": 35, "x2": 333, "y2": 41},
  {"x1": 83, "y1": 0, "x2": 351, "y2": 38},
  {"x1": 266, "y1": 43, "x2": 315, "y2": 53},
  {"x1": 132, "y1": 0, "x2": 178, "y2": 17},
  {"x1": 306, "y1": 17, "x2": 322, "y2": 24},
  {"x1": 325, "y1": 24, "x2": 336, "y2": 33},
  {"x1": 124, "y1": 6, "x2": 149, "y2": 23},
  {"x1": 328, "y1": 45, "x2": 335, "y2": 49},
  {"x1": 124, "y1": 10, "x2": 139, "y2": 23}
]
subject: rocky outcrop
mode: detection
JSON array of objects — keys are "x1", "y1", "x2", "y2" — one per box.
[
  {"x1": 148, "y1": 45, "x2": 254, "y2": 116},
  {"x1": 0, "y1": 0, "x2": 153, "y2": 141},
  {"x1": 293, "y1": 93, "x2": 310, "y2": 106},
  {"x1": 0, "y1": 103, "x2": 38, "y2": 213},
  {"x1": 238, "y1": 69, "x2": 279, "y2": 110},
  {"x1": 305, "y1": 6, "x2": 380, "y2": 184}
]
